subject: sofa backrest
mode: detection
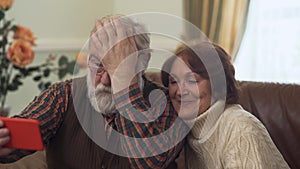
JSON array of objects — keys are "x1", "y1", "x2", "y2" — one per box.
[
  {"x1": 145, "y1": 71, "x2": 300, "y2": 169},
  {"x1": 238, "y1": 81, "x2": 300, "y2": 169}
]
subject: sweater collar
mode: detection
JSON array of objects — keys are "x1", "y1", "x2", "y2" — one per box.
[{"x1": 189, "y1": 100, "x2": 225, "y2": 140}]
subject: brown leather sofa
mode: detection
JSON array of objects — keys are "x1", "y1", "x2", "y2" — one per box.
[
  {"x1": 1, "y1": 72, "x2": 299, "y2": 169},
  {"x1": 237, "y1": 81, "x2": 300, "y2": 169},
  {"x1": 145, "y1": 71, "x2": 300, "y2": 169}
]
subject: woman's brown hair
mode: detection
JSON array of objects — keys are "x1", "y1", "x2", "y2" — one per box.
[{"x1": 161, "y1": 41, "x2": 240, "y2": 104}]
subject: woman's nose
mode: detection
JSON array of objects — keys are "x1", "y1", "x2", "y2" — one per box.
[{"x1": 176, "y1": 82, "x2": 189, "y2": 96}]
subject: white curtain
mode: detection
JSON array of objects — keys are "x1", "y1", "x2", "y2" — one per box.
[{"x1": 234, "y1": 0, "x2": 300, "y2": 83}]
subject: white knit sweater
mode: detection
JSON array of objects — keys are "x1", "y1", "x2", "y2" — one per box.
[{"x1": 185, "y1": 101, "x2": 290, "y2": 169}]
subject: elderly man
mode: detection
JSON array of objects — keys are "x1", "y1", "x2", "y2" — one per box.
[{"x1": 0, "y1": 15, "x2": 187, "y2": 169}]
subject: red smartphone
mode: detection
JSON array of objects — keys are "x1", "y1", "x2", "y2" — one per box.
[{"x1": 0, "y1": 117, "x2": 44, "y2": 150}]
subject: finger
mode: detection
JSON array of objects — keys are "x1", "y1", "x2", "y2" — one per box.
[
  {"x1": 90, "y1": 20, "x2": 102, "y2": 36},
  {"x1": 0, "y1": 147, "x2": 14, "y2": 157},
  {"x1": 113, "y1": 17, "x2": 126, "y2": 38},
  {"x1": 89, "y1": 34, "x2": 103, "y2": 58},
  {"x1": 95, "y1": 19, "x2": 102, "y2": 31},
  {"x1": 0, "y1": 120, "x2": 3, "y2": 127},
  {"x1": 0, "y1": 128, "x2": 9, "y2": 137},
  {"x1": 127, "y1": 36, "x2": 138, "y2": 51},
  {"x1": 101, "y1": 18, "x2": 122, "y2": 62},
  {"x1": 94, "y1": 20, "x2": 109, "y2": 48},
  {"x1": 126, "y1": 28, "x2": 138, "y2": 50},
  {"x1": 90, "y1": 31, "x2": 103, "y2": 47},
  {"x1": 0, "y1": 135, "x2": 10, "y2": 146},
  {"x1": 90, "y1": 20, "x2": 107, "y2": 49},
  {"x1": 102, "y1": 18, "x2": 117, "y2": 43}
]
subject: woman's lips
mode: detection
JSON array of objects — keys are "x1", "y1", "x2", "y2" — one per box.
[{"x1": 177, "y1": 100, "x2": 195, "y2": 106}]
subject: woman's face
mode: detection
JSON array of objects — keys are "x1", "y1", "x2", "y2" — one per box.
[{"x1": 168, "y1": 57, "x2": 212, "y2": 119}]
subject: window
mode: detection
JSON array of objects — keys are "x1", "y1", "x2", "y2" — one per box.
[{"x1": 234, "y1": 0, "x2": 300, "y2": 83}]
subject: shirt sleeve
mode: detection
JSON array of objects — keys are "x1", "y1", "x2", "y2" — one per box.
[
  {"x1": 113, "y1": 82, "x2": 189, "y2": 169},
  {"x1": 0, "y1": 81, "x2": 72, "y2": 163}
]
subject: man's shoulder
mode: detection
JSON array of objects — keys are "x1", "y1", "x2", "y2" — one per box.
[
  {"x1": 221, "y1": 104, "x2": 267, "y2": 135},
  {"x1": 143, "y1": 75, "x2": 167, "y2": 94},
  {"x1": 48, "y1": 76, "x2": 86, "y2": 91},
  {"x1": 60, "y1": 76, "x2": 87, "y2": 87},
  {"x1": 142, "y1": 75, "x2": 169, "y2": 106}
]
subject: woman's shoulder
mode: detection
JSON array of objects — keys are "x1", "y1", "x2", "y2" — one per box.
[
  {"x1": 222, "y1": 104, "x2": 258, "y2": 121},
  {"x1": 220, "y1": 104, "x2": 267, "y2": 134}
]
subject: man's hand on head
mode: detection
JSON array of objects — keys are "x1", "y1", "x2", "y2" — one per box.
[
  {"x1": 90, "y1": 17, "x2": 138, "y2": 76},
  {"x1": 89, "y1": 16, "x2": 141, "y2": 92}
]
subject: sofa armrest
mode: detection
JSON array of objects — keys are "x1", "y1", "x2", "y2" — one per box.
[{"x1": 0, "y1": 151, "x2": 47, "y2": 169}]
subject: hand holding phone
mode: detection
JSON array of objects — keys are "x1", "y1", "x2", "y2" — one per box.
[{"x1": 0, "y1": 117, "x2": 44, "y2": 150}]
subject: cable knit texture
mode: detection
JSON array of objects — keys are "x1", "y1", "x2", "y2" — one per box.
[{"x1": 186, "y1": 101, "x2": 290, "y2": 169}]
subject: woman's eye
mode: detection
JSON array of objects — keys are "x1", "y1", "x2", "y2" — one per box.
[
  {"x1": 169, "y1": 80, "x2": 177, "y2": 85},
  {"x1": 169, "y1": 78, "x2": 178, "y2": 85},
  {"x1": 187, "y1": 79, "x2": 198, "y2": 84}
]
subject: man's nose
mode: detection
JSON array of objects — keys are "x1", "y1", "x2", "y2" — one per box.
[{"x1": 100, "y1": 71, "x2": 111, "y2": 86}]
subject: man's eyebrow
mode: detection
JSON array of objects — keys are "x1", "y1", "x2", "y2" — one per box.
[{"x1": 88, "y1": 54, "x2": 99, "y2": 61}]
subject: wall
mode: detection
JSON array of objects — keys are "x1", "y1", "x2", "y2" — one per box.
[
  {"x1": 112, "y1": 0, "x2": 183, "y2": 69},
  {"x1": 7, "y1": 0, "x2": 113, "y2": 51},
  {"x1": 6, "y1": 0, "x2": 182, "y2": 116},
  {"x1": 6, "y1": 0, "x2": 113, "y2": 115}
]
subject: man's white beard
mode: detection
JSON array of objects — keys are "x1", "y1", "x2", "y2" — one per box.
[{"x1": 87, "y1": 71, "x2": 116, "y2": 115}]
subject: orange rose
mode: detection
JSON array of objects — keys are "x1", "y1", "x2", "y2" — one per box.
[
  {"x1": 0, "y1": 0, "x2": 13, "y2": 10},
  {"x1": 13, "y1": 25, "x2": 36, "y2": 45},
  {"x1": 75, "y1": 52, "x2": 88, "y2": 68},
  {"x1": 7, "y1": 39, "x2": 34, "y2": 68}
]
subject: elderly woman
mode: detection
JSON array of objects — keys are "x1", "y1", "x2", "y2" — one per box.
[{"x1": 161, "y1": 41, "x2": 290, "y2": 169}]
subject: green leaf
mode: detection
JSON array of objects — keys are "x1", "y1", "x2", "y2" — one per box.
[
  {"x1": 3, "y1": 20, "x2": 11, "y2": 30},
  {"x1": 0, "y1": 76, "x2": 5, "y2": 84},
  {"x1": 37, "y1": 81, "x2": 51, "y2": 91},
  {"x1": 44, "y1": 82, "x2": 51, "y2": 89},
  {"x1": 66, "y1": 61, "x2": 76, "y2": 74},
  {"x1": 58, "y1": 56, "x2": 68, "y2": 66},
  {"x1": 19, "y1": 68, "x2": 30, "y2": 76},
  {"x1": 7, "y1": 84, "x2": 18, "y2": 91},
  {"x1": 14, "y1": 74, "x2": 22, "y2": 79},
  {"x1": 58, "y1": 69, "x2": 67, "y2": 79},
  {"x1": 38, "y1": 82, "x2": 44, "y2": 91},
  {"x1": 1, "y1": 58, "x2": 9, "y2": 69},
  {"x1": 33, "y1": 75, "x2": 42, "y2": 81},
  {"x1": 10, "y1": 25, "x2": 18, "y2": 32},
  {"x1": 12, "y1": 78, "x2": 22, "y2": 85},
  {"x1": 0, "y1": 37, "x2": 8, "y2": 47},
  {"x1": 0, "y1": 10, "x2": 5, "y2": 21},
  {"x1": 28, "y1": 66, "x2": 40, "y2": 72},
  {"x1": 43, "y1": 69, "x2": 50, "y2": 77}
]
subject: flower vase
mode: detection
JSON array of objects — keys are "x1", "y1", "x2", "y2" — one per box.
[{"x1": 0, "y1": 107, "x2": 10, "y2": 117}]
